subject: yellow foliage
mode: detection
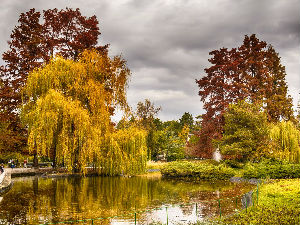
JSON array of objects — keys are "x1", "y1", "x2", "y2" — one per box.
[
  {"x1": 270, "y1": 121, "x2": 300, "y2": 163},
  {"x1": 97, "y1": 127, "x2": 147, "y2": 175},
  {"x1": 178, "y1": 125, "x2": 190, "y2": 141},
  {"x1": 22, "y1": 50, "x2": 147, "y2": 175}
]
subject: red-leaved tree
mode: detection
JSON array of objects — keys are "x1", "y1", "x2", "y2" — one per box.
[{"x1": 192, "y1": 34, "x2": 293, "y2": 158}]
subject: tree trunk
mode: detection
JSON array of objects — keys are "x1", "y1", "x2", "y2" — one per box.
[
  {"x1": 33, "y1": 153, "x2": 39, "y2": 168},
  {"x1": 52, "y1": 148, "x2": 56, "y2": 168}
]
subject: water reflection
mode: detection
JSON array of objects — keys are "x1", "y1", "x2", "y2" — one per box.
[{"x1": 0, "y1": 175, "x2": 253, "y2": 224}]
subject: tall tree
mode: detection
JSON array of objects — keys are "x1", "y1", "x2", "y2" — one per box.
[
  {"x1": 22, "y1": 50, "x2": 146, "y2": 174},
  {"x1": 136, "y1": 99, "x2": 161, "y2": 160},
  {"x1": 194, "y1": 34, "x2": 293, "y2": 158},
  {"x1": 136, "y1": 99, "x2": 161, "y2": 129},
  {"x1": 0, "y1": 8, "x2": 107, "y2": 153},
  {"x1": 179, "y1": 112, "x2": 194, "y2": 130},
  {"x1": 239, "y1": 37, "x2": 293, "y2": 122}
]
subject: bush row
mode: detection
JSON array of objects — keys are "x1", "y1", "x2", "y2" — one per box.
[
  {"x1": 160, "y1": 161, "x2": 235, "y2": 180},
  {"x1": 242, "y1": 163, "x2": 300, "y2": 179},
  {"x1": 159, "y1": 159, "x2": 300, "y2": 180}
]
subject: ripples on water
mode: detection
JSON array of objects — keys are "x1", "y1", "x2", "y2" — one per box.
[{"x1": 0, "y1": 175, "x2": 254, "y2": 224}]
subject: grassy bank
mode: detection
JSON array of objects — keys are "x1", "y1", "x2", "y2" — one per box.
[
  {"x1": 150, "y1": 160, "x2": 300, "y2": 224},
  {"x1": 147, "y1": 161, "x2": 169, "y2": 170},
  {"x1": 149, "y1": 179, "x2": 300, "y2": 225},
  {"x1": 192, "y1": 179, "x2": 300, "y2": 225},
  {"x1": 218, "y1": 179, "x2": 300, "y2": 225}
]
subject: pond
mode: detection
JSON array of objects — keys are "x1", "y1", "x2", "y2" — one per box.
[{"x1": 0, "y1": 175, "x2": 254, "y2": 225}]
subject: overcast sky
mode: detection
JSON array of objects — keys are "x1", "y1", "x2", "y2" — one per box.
[{"x1": 0, "y1": 0, "x2": 299, "y2": 121}]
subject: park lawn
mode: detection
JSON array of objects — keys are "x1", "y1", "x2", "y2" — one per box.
[
  {"x1": 146, "y1": 161, "x2": 169, "y2": 170},
  {"x1": 215, "y1": 178, "x2": 300, "y2": 225}
]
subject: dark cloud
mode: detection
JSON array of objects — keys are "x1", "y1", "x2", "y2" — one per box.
[{"x1": 0, "y1": 0, "x2": 299, "y2": 121}]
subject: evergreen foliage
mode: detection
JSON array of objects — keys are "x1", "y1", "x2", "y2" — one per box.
[
  {"x1": 179, "y1": 112, "x2": 194, "y2": 129},
  {"x1": 152, "y1": 124, "x2": 188, "y2": 161},
  {"x1": 218, "y1": 100, "x2": 270, "y2": 161}
]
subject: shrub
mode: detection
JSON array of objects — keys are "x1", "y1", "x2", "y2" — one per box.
[
  {"x1": 223, "y1": 159, "x2": 244, "y2": 169},
  {"x1": 243, "y1": 161, "x2": 300, "y2": 179},
  {"x1": 161, "y1": 161, "x2": 235, "y2": 180}
]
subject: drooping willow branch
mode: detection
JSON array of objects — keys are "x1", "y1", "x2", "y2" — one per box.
[{"x1": 22, "y1": 50, "x2": 147, "y2": 174}]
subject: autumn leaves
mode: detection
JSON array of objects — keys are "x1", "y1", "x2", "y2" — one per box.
[
  {"x1": 195, "y1": 34, "x2": 295, "y2": 159},
  {"x1": 0, "y1": 8, "x2": 298, "y2": 173},
  {"x1": 21, "y1": 50, "x2": 147, "y2": 174}
]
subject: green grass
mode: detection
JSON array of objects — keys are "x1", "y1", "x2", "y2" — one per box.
[
  {"x1": 213, "y1": 179, "x2": 300, "y2": 225},
  {"x1": 146, "y1": 161, "x2": 169, "y2": 170},
  {"x1": 149, "y1": 179, "x2": 300, "y2": 225}
]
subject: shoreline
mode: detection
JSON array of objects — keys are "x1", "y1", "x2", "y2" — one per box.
[
  {"x1": 5, "y1": 167, "x2": 261, "y2": 184},
  {"x1": 3, "y1": 167, "x2": 284, "y2": 225},
  {"x1": 0, "y1": 171, "x2": 12, "y2": 194},
  {"x1": 6, "y1": 167, "x2": 67, "y2": 178}
]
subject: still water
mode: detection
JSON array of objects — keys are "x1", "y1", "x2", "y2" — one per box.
[{"x1": 0, "y1": 175, "x2": 253, "y2": 225}]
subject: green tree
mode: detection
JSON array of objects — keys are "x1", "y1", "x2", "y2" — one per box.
[
  {"x1": 136, "y1": 99, "x2": 161, "y2": 129},
  {"x1": 219, "y1": 100, "x2": 270, "y2": 161},
  {"x1": 179, "y1": 112, "x2": 194, "y2": 129},
  {"x1": 162, "y1": 120, "x2": 181, "y2": 135},
  {"x1": 136, "y1": 99, "x2": 161, "y2": 160},
  {"x1": 270, "y1": 121, "x2": 300, "y2": 163},
  {"x1": 116, "y1": 116, "x2": 136, "y2": 130},
  {"x1": 153, "y1": 126, "x2": 186, "y2": 161},
  {"x1": 153, "y1": 118, "x2": 164, "y2": 130}
]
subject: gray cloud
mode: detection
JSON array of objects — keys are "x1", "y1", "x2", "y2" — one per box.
[{"x1": 0, "y1": 0, "x2": 299, "y2": 121}]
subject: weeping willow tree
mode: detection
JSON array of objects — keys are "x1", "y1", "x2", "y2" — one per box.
[
  {"x1": 21, "y1": 49, "x2": 147, "y2": 174},
  {"x1": 98, "y1": 127, "x2": 147, "y2": 175},
  {"x1": 270, "y1": 121, "x2": 300, "y2": 163}
]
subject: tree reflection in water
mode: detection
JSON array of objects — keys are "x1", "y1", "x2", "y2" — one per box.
[{"x1": 0, "y1": 176, "x2": 253, "y2": 224}]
